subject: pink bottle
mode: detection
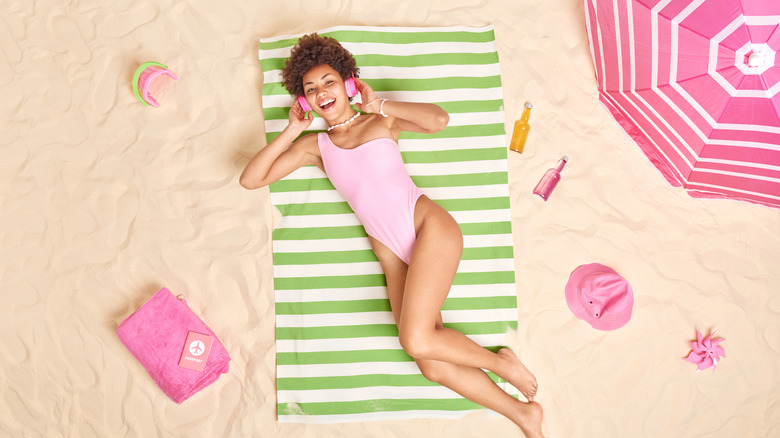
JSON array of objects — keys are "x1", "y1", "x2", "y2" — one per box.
[{"x1": 533, "y1": 156, "x2": 568, "y2": 201}]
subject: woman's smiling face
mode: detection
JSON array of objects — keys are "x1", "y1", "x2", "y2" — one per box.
[{"x1": 301, "y1": 64, "x2": 349, "y2": 118}]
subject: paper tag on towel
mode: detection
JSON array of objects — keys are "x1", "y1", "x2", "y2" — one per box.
[{"x1": 178, "y1": 331, "x2": 213, "y2": 372}]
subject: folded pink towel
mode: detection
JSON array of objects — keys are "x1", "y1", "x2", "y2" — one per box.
[{"x1": 117, "y1": 288, "x2": 230, "y2": 403}]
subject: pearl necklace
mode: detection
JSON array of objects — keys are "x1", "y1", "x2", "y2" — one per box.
[{"x1": 327, "y1": 112, "x2": 360, "y2": 131}]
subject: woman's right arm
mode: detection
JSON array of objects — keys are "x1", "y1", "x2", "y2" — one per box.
[{"x1": 239, "y1": 102, "x2": 317, "y2": 190}]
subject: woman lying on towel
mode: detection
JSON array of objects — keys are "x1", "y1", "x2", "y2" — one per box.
[{"x1": 240, "y1": 33, "x2": 543, "y2": 437}]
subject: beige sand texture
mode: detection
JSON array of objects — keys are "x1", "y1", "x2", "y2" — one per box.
[{"x1": 1, "y1": 0, "x2": 779, "y2": 437}]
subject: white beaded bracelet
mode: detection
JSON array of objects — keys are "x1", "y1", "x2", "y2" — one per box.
[{"x1": 378, "y1": 99, "x2": 389, "y2": 117}]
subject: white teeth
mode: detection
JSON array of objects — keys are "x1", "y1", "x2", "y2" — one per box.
[{"x1": 319, "y1": 99, "x2": 335, "y2": 108}]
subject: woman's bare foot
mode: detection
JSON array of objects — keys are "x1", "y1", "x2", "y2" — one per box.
[
  {"x1": 514, "y1": 401, "x2": 544, "y2": 438},
  {"x1": 497, "y1": 348, "x2": 538, "y2": 401}
]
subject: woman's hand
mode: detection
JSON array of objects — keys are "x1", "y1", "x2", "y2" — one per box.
[
  {"x1": 354, "y1": 78, "x2": 381, "y2": 113},
  {"x1": 289, "y1": 99, "x2": 314, "y2": 133}
]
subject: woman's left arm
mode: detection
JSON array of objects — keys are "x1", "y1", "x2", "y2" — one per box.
[{"x1": 355, "y1": 79, "x2": 449, "y2": 134}]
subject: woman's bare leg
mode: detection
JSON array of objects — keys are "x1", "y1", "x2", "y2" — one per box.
[
  {"x1": 371, "y1": 221, "x2": 543, "y2": 437},
  {"x1": 396, "y1": 197, "x2": 538, "y2": 400}
]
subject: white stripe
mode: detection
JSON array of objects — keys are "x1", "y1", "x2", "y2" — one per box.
[
  {"x1": 276, "y1": 333, "x2": 506, "y2": 354},
  {"x1": 273, "y1": 237, "x2": 372, "y2": 253},
  {"x1": 278, "y1": 384, "x2": 467, "y2": 404},
  {"x1": 687, "y1": 181, "x2": 780, "y2": 202},
  {"x1": 275, "y1": 213, "x2": 361, "y2": 228},
  {"x1": 260, "y1": 40, "x2": 499, "y2": 61},
  {"x1": 271, "y1": 183, "x2": 509, "y2": 206},
  {"x1": 600, "y1": 93, "x2": 690, "y2": 183},
  {"x1": 278, "y1": 409, "x2": 498, "y2": 424},
  {"x1": 710, "y1": 17, "x2": 743, "y2": 67},
  {"x1": 273, "y1": 257, "x2": 516, "y2": 278},
  {"x1": 703, "y1": 138, "x2": 780, "y2": 153},
  {"x1": 399, "y1": 135, "x2": 507, "y2": 152},
  {"x1": 263, "y1": 63, "x2": 502, "y2": 84},
  {"x1": 274, "y1": 261, "x2": 383, "y2": 277},
  {"x1": 715, "y1": 123, "x2": 780, "y2": 135},
  {"x1": 711, "y1": 73, "x2": 778, "y2": 98},
  {"x1": 276, "y1": 336, "x2": 403, "y2": 353},
  {"x1": 745, "y1": 16, "x2": 780, "y2": 25},
  {"x1": 275, "y1": 283, "x2": 517, "y2": 304},
  {"x1": 300, "y1": 38, "x2": 497, "y2": 57},
  {"x1": 262, "y1": 87, "x2": 505, "y2": 109},
  {"x1": 276, "y1": 286, "x2": 388, "y2": 302},
  {"x1": 699, "y1": 156, "x2": 780, "y2": 172},
  {"x1": 263, "y1": 110, "x2": 504, "y2": 134},
  {"x1": 276, "y1": 308, "x2": 517, "y2": 328},
  {"x1": 269, "y1": 159, "x2": 511, "y2": 179},
  {"x1": 262, "y1": 135, "x2": 506, "y2": 156},
  {"x1": 272, "y1": 233, "x2": 512, "y2": 254},
  {"x1": 694, "y1": 167, "x2": 780, "y2": 185},
  {"x1": 602, "y1": 93, "x2": 780, "y2": 190},
  {"x1": 593, "y1": 0, "x2": 607, "y2": 90},
  {"x1": 275, "y1": 209, "x2": 512, "y2": 229},
  {"x1": 260, "y1": 25, "x2": 495, "y2": 44},
  {"x1": 405, "y1": 159, "x2": 508, "y2": 175},
  {"x1": 613, "y1": 0, "x2": 623, "y2": 92},
  {"x1": 278, "y1": 361, "x2": 421, "y2": 378},
  {"x1": 650, "y1": 0, "x2": 674, "y2": 88}
]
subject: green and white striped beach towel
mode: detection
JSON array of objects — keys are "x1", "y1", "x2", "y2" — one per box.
[{"x1": 259, "y1": 25, "x2": 518, "y2": 423}]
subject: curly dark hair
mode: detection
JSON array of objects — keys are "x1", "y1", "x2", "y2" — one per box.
[{"x1": 281, "y1": 33, "x2": 359, "y2": 97}]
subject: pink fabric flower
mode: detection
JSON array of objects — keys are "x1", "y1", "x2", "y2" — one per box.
[{"x1": 684, "y1": 330, "x2": 725, "y2": 372}]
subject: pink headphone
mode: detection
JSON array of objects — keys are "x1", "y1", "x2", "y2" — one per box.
[{"x1": 297, "y1": 75, "x2": 358, "y2": 112}]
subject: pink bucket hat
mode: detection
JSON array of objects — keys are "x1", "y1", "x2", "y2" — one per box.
[{"x1": 565, "y1": 263, "x2": 633, "y2": 331}]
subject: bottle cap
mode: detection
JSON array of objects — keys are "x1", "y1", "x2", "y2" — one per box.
[{"x1": 525, "y1": 102, "x2": 533, "y2": 109}]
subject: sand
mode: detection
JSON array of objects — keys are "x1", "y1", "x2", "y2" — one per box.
[{"x1": 1, "y1": 0, "x2": 779, "y2": 437}]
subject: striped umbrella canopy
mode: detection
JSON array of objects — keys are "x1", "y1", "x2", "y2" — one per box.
[{"x1": 584, "y1": 0, "x2": 780, "y2": 208}]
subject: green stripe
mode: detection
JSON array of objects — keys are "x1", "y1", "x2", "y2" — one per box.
[
  {"x1": 271, "y1": 172, "x2": 507, "y2": 192},
  {"x1": 462, "y1": 246, "x2": 514, "y2": 260},
  {"x1": 264, "y1": 123, "x2": 505, "y2": 144},
  {"x1": 278, "y1": 371, "x2": 505, "y2": 391},
  {"x1": 273, "y1": 225, "x2": 367, "y2": 241},
  {"x1": 455, "y1": 271, "x2": 515, "y2": 285},
  {"x1": 275, "y1": 274, "x2": 387, "y2": 290},
  {"x1": 261, "y1": 52, "x2": 500, "y2": 73},
  {"x1": 276, "y1": 296, "x2": 515, "y2": 315},
  {"x1": 459, "y1": 221, "x2": 512, "y2": 235},
  {"x1": 412, "y1": 172, "x2": 508, "y2": 188},
  {"x1": 277, "y1": 324, "x2": 399, "y2": 340},
  {"x1": 274, "y1": 271, "x2": 514, "y2": 290},
  {"x1": 278, "y1": 373, "x2": 438, "y2": 390},
  {"x1": 272, "y1": 246, "x2": 512, "y2": 265},
  {"x1": 262, "y1": 99, "x2": 504, "y2": 121},
  {"x1": 276, "y1": 299, "x2": 391, "y2": 315},
  {"x1": 270, "y1": 178, "x2": 334, "y2": 192},
  {"x1": 277, "y1": 397, "x2": 508, "y2": 416},
  {"x1": 276, "y1": 197, "x2": 510, "y2": 217},
  {"x1": 435, "y1": 196, "x2": 511, "y2": 211},
  {"x1": 401, "y1": 147, "x2": 506, "y2": 163},
  {"x1": 272, "y1": 221, "x2": 510, "y2": 241},
  {"x1": 276, "y1": 201, "x2": 353, "y2": 216},
  {"x1": 277, "y1": 349, "x2": 413, "y2": 365},
  {"x1": 273, "y1": 249, "x2": 378, "y2": 265},
  {"x1": 262, "y1": 75, "x2": 501, "y2": 96},
  {"x1": 400, "y1": 124, "x2": 505, "y2": 140},
  {"x1": 275, "y1": 320, "x2": 517, "y2": 340},
  {"x1": 259, "y1": 28, "x2": 495, "y2": 51}
]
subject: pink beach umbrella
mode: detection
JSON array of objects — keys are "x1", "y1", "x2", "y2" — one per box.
[{"x1": 584, "y1": 0, "x2": 780, "y2": 208}]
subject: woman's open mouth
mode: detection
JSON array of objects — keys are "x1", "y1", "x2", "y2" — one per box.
[{"x1": 319, "y1": 98, "x2": 336, "y2": 110}]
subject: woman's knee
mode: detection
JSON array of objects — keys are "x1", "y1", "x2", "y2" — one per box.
[
  {"x1": 399, "y1": 327, "x2": 433, "y2": 359},
  {"x1": 416, "y1": 360, "x2": 452, "y2": 385}
]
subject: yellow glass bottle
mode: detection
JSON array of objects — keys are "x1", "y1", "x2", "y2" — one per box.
[{"x1": 509, "y1": 102, "x2": 533, "y2": 153}]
